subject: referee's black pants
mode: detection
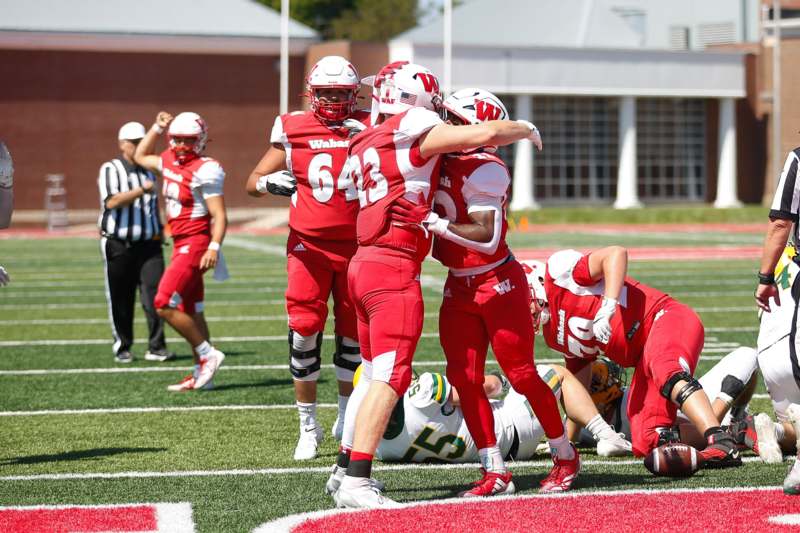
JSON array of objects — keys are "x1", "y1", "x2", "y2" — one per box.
[{"x1": 100, "y1": 237, "x2": 167, "y2": 355}]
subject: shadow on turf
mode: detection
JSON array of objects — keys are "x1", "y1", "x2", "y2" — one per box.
[
  {"x1": 210, "y1": 378, "x2": 288, "y2": 392},
  {"x1": 391, "y1": 471, "x2": 660, "y2": 498},
  {"x1": 0, "y1": 447, "x2": 166, "y2": 466}
]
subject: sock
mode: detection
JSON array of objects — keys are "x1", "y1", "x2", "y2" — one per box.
[
  {"x1": 297, "y1": 401, "x2": 317, "y2": 429},
  {"x1": 776, "y1": 422, "x2": 786, "y2": 442},
  {"x1": 549, "y1": 433, "x2": 575, "y2": 460},
  {"x1": 346, "y1": 450, "x2": 373, "y2": 479},
  {"x1": 586, "y1": 414, "x2": 617, "y2": 441},
  {"x1": 478, "y1": 446, "x2": 505, "y2": 473},
  {"x1": 337, "y1": 394, "x2": 349, "y2": 422},
  {"x1": 195, "y1": 341, "x2": 212, "y2": 359}
]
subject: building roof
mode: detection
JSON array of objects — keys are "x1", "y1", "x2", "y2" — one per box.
[
  {"x1": 394, "y1": 0, "x2": 758, "y2": 50},
  {"x1": 0, "y1": 0, "x2": 317, "y2": 39}
]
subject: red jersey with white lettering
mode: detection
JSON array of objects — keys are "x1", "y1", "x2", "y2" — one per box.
[
  {"x1": 348, "y1": 107, "x2": 444, "y2": 262},
  {"x1": 271, "y1": 110, "x2": 370, "y2": 241},
  {"x1": 541, "y1": 249, "x2": 671, "y2": 368},
  {"x1": 432, "y1": 151, "x2": 511, "y2": 270},
  {"x1": 159, "y1": 150, "x2": 225, "y2": 239}
]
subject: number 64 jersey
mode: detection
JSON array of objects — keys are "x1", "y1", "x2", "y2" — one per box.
[
  {"x1": 271, "y1": 110, "x2": 370, "y2": 241},
  {"x1": 376, "y1": 366, "x2": 561, "y2": 462}
]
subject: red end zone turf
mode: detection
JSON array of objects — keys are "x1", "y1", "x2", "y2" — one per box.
[{"x1": 268, "y1": 488, "x2": 799, "y2": 533}]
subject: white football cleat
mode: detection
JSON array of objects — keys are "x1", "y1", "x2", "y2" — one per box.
[
  {"x1": 597, "y1": 432, "x2": 633, "y2": 457},
  {"x1": 334, "y1": 478, "x2": 402, "y2": 509},
  {"x1": 194, "y1": 349, "x2": 225, "y2": 390},
  {"x1": 754, "y1": 413, "x2": 783, "y2": 464},
  {"x1": 294, "y1": 425, "x2": 324, "y2": 461},
  {"x1": 167, "y1": 374, "x2": 196, "y2": 392},
  {"x1": 325, "y1": 464, "x2": 386, "y2": 496}
]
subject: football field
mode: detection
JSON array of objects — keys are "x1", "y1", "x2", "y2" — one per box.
[{"x1": 0, "y1": 228, "x2": 794, "y2": 531}]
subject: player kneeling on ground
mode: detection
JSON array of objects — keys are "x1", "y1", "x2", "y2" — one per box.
[
  {"x1": 135, "y1": 111, "x2": 228, "y2": 391},
  {"x1": 521, "y1": 247, "x2": 741, "y2": 468},
  {"x1": 326, "y1": 363, "x2": 631, "y2": 496}
]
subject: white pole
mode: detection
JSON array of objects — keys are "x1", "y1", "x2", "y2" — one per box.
[
  {"x1": 614, "y1": 96, "x2": 642, "y2": 209},
  {"x1": 280, "y1": 0, "x2": 290, "y2": 115},
  {"x1": 773, "y1": 0, "x2": 782, "y2": 189},
  {"x1": 714, "y1": 98, "x2": 741, "y2": 208},
  {"x1": 443, "y1": 0, "x2": 452, "y2": 97},
  {"x1": 510, "y1": 95, "x2": 539, "y2": 211}
]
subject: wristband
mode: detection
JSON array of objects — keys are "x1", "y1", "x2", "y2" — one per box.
[
  {"x1": 757, "y1": 272, "x2": 775, "y2": 285},
  {"x1": 255, "y1": 175, "x2": 269, "y2": 194},
  {"x1": 150, "y1": 123, "x2": 164, "y2": 135},
  {"x1": 208, "y1": 242, "x2": 221, "y2": 252}
]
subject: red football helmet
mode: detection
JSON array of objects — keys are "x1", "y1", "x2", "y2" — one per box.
[{"x1": 306, "y1": 56, "x2": 359, "y2": 123}]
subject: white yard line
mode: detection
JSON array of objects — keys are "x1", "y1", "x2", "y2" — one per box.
[
  {"x1": 0, "y1": 456, "x2": 768, "y2": 483},
  {"x1": 0, "y1": 300, "x2": 286, "y2": 310}
]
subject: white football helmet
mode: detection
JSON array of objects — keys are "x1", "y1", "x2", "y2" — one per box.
[
  {"x1": 521, "y1": 260, "x2": 549, "y2": 330},
  {"x1": 168, "y1": 112, "x2": 208, "y2": 163},
  {"x1": 306, "y1": 55, "x2": 359, "y2": 122},
  {"x1": 442, "y1": 88, "x2": 508, "y2": 125},
  {"x1": 366, "y1": 62, "x2": 442, "y2": 123}
]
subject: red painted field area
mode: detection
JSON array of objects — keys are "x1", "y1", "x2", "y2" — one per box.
[{"x1": 270, "y1": 488, "x2": 798, "y2": 533}]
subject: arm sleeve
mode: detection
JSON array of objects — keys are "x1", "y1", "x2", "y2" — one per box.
[
  {"x1": 571, "y1": 255, "x2": 595, "y2": 285},
  {"x1": 98, "y1": 161, "x2": 120, "y2": 205},
  {"x1": 770, "y1": 150, "x2": 800, "y2": 221},
  {"x1": 547, "y1": 250, "x2": 584, "y2": 281},
  {"x1": 193, "y1": 160, "x2": 225, "y2": 198}
]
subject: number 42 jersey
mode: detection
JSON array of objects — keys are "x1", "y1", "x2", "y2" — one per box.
[{"x1": 271, "y1": 110, "x2": 370, "y2": 241}]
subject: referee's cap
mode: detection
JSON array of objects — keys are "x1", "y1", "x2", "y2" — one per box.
[{"x1": 118, "y1": 122, "x2": 146, "y2": 141}]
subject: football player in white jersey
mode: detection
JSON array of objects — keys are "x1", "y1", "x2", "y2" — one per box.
[{"x1": 326, "y1": 363, "x2": 631, "y2": 494}]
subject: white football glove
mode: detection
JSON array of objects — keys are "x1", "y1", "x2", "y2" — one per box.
[
  {"x1": 516, "y1": 120, "x2": 543, "y2": 151},
  {"x1": 592, "y1": 296, "x2": 617, "y2": 344},
  {"x1": 256, "y1": 171, "x2": 296, "y2": 197},
  {"x1": 0, "y1": 265, "x2": 9, "y2": 287},
  {"x1": 342, "y1": 118, "x2": 367, "y2": 138},
  {"x1": 422, "y1": 212, "x2": 450, "y2": 237}
]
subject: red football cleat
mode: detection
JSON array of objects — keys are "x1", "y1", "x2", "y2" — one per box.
[
  {"x1": 540, "y1": 445, "x2": 581, "y2": 493},
  {"x1": 458, "y1": 469, "x2": 515, "y2": 497}
]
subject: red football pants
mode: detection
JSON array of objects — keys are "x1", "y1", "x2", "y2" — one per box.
[
  {"x1": 627, "y1": 300, "x2": 704, "y2": 456},
  {"x1": 154, "y1": 234, "x2": 208, "y2": 315},
  {"x1": 347, "y1": 247, "x2": 423, "y2": 396},
  {"x1": 440, "y1": 259, "x2": 564, "y2": 448},
  {"x1": 285, "y1": 231, "x2": 358, "y2": 339}
]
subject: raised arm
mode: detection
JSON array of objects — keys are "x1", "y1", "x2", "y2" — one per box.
[
  {"x1": 419, "y1": 120, "x2": 541, "y2": 159},
  {"x1": 134, "y1": 111, "x2": 173, "y2": 173}
]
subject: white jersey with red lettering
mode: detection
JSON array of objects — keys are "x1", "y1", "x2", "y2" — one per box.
[
  {"x1": 271, "y1": 110, "x2": 370, "y2": 241},
  {"x1": 541, "y1": 250, "x2": 671, "y2": 368},
  {"x1": 376, "y1": 365, "x2": 561, "y2": 462},
  {"x1": 159, "y1": 150, "x2": 224, "y2": 239},
  {"x1": 432, "y1": 151, "x2": 510, "y2": 273},
  {"x1": 347, "y1": 107, "x2": 443, "y2": 262}
]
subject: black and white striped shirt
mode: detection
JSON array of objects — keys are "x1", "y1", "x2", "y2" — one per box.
[{"x1": 98, "y1": 157, "x2": 162, "y2": 241}]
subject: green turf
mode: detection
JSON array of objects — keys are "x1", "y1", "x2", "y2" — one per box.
[
  {"x1": 0, "y1": 231, "x2": 791, "y2": 532},
  {"x1": 509, "y1": 204, "x2": 768, "y2": 225}
]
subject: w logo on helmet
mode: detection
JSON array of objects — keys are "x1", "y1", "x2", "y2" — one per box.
[
  {"x1": 476, "y1": 100, "x2": 502, "y2": 121},
  {"x1": 414, "y1": 72, "x2": 440, "y2": 94}
]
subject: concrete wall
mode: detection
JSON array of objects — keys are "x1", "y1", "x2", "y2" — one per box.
[{"x1": 0, "y1": 49, "x2": 307, "y2": 210}]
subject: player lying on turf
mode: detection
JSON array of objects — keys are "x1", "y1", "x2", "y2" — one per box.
[
  {"x1": 751, "y1": 246, "x2": 800, "y2": 494},
  {"x1": 326, "y1": 363, "x2": 631, "y2": 495},
  {"x1": 575, "y1": 348, "x2": 759, "y2": 455},
  {"x1": 521, "y1": 247, "x2": 741, "y2": 467}
]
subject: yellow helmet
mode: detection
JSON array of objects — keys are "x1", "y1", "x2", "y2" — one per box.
[{"x1": 590, "y1": 358, "x2": 626, "y2": 418}]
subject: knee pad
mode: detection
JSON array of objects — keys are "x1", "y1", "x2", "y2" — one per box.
[
  {"x1": 660, "y1": 371, "x2": 703, "y2": 408},
  {"x1": 333, "y1": 335, "x2": 361, "y2": 382},
  {"x1": 288, "y1": 329, "x2": 322, "y2": 381}
]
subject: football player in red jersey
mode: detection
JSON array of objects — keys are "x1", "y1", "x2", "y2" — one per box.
[
  {"x1": 246, "y1": 56, "x2": 369, "y2": 460},
  {"x1": 413, "y1": 88, "x2": 579, "y2": 497},
  {"x1": 521, "y1": 248, "x2": 741, "y2": 467},
  {"x1": 135, "y1": 111, "x2": 228, "y2": 392},
  {"x1": 333, "y1": 63, "x2": 542, "y2": 509}
]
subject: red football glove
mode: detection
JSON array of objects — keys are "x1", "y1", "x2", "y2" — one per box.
[{"x1": 390, "y1": 194, "x2": 431, "y2": 225}]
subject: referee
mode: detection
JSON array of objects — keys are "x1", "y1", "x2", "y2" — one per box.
[{"x1": 98, "y1": 121, "x2": 173, "y2": 363}]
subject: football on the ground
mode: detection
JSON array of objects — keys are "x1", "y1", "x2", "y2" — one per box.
[{"x1": 644, "y1": 443, "x2": 702, "y2": 477}]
